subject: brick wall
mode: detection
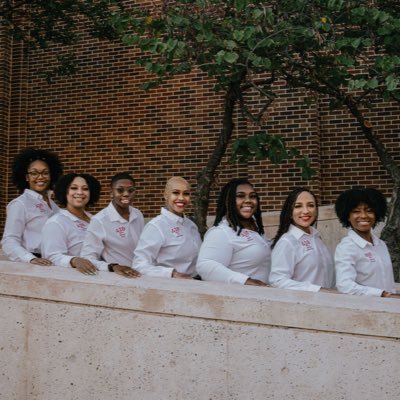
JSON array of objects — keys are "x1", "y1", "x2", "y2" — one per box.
[{"x1": 0, "y1": 21, "x2": 398, "y2": 232}]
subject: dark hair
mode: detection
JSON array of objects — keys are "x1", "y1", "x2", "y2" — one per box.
[
  {"x1": 272, "y1": 187, "x2": 318, "y2": 249},
  {"x1": 110, "y1": 172, "x2": 135, "y2": 187},
  {"x1": 11, "y1": 148, "x2": 63, "y2": 192},
  {"x1": 335, "y1": 187, "x2": 387, "y2": 228},
  {"x1": 214, "y1": 178, "x2": 264, "y2": 236},
  {"x1": 54, "y1": 173, "x2": 101, "y2": 207}
]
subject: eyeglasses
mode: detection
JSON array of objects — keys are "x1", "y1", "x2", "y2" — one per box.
[
  {"x1": 114, "y1": 187, "x2": 135, "y2": 194},
  {"x1": 27, "y1": 171, "x2": 50, "y2": 178}
]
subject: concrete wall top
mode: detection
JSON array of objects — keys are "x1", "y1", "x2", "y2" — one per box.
[{"x1": 1, "y1": 260, "x2": 399, "y2": 340}]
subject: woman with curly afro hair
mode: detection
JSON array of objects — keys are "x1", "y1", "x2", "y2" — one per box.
[
  {"x1": 196, "y1": 178, "x2": 271, "y2": 286},
  {"x1": 1, "y1": 148, "x2": 63, "y2": 265},
  {"x1": 41, "y1": 173, "x2": 101, "y2": 275},
  {"x1": 334, "y1": 187, "x2": 398, "y2": 298}
]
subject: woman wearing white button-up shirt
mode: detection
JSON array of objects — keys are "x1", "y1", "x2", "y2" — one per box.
[
  {"x1": 334, "y1": 188, "x2": 398, "y2": 298},
  {"x1": 269, "y1": 188, "x2": 335, "y2": 292},
  {"x1": 133, "y1": 177, "x2": 202, "y2": 279},
  {"x1": 196, "y1": 178, "x2": 271, "y2": 286},
  {"x1": 41, "y1": 173, "x2": 101, "y2": 275},
  {"x1": 80, "y1": 172, "x2": 143, "y2": 278},
  {"x1": 1, "y1": 148, "x2": 63, "y2": 265}
]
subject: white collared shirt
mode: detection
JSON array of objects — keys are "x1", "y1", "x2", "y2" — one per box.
[
  {"x1": 196, "y1": 219, "x2": 271, "y2": 284},
  {"x1": 335, "y1": 229, "x2": 396, "y2": 296},
  {"x1": 80, "y1": 202, "x2": 144, "y2": 271},
  {"x1": 1, "y1": 189, "x2": 59, "y2": 262},
  {"x1": 41, "y1": 209, "x2": 92, "y2": 268},
  {"x1": 133, "y1": 207, "x2": 202, "y2": 278},
  {"x1": 270, "y1": 224, "x2": 334, "y2": 292}
]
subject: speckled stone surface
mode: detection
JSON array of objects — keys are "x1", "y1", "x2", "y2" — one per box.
[{"x1": 0, "y1": 261, "x2": 399, "y2": 400}]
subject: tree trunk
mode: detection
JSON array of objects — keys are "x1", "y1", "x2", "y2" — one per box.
[
  {"x1": 345, "y1": 100, "x2": 400, "y2": 281},
  {"x1": 192, "y1": 84, "x2": 239, "y2": 237}
]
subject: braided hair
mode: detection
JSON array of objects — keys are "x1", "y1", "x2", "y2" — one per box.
[
  {"x1": 214, "y1": 178, "x2": 264, "y2": 236},
  {"x1": 272, "y1": 187, "x2": 318, "y2": 249}
]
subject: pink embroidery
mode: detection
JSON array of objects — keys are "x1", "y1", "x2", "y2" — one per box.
[
  {"x1": 115, "y1": 226, "x2": 126, "y2": 238},
  {"x1": 301, "y1": 238, "x2": 313, "y2": 251},
  {"x1": 240, "y1": 230, "x2": 253, "y2": 242},
  {"x1": 365, "y1": 251, "x2": 376, "y2": 262},
  {"x1": 75, "y1": 221, "x2": 87, "y2": 231},
  {"x1": 171, "y1": 226, "x2": 182, "y2": 237},
  {"x1": 35, "y1": 203, "x2": 46, "y2": 213}
]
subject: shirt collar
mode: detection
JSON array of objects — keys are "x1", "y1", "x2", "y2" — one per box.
[
  {"x1": 106, "y1": 202, "x2": 137, "y2": 223},
  {"x1": 60, "y1": 209, "x2": 91, "y2": 222},
  {"x1": 161, "y1": 207, "x2": 185, "y2": 225},
  {"x1": 24, "y1": 188, "x2": 46, "y2": 201},
  {"x1": 289, "y1": 224, "x2": 318, "y2": 239},
  {"x1": 348, "y1": 229, "x2": 377, "y2": 248}
]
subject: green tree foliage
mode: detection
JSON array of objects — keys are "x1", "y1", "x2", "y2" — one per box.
[{"x1": 114, "y1": 0, "x2": 400, "y2": 277}]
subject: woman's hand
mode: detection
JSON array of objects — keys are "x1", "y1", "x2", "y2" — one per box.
[
  {"x1": 172, "y1": 270, "x2": 192, "y2": 279},
  {"x1": 320, "y1": 288, "x2": 339, "y2": 293},
  {"x1": 70, "y1": 257, "x2": 98, "y2": 275},
  {"x1": 113, "y1": 265, "x2": 141, "y2": 278},
  {"x1": 245, "y1": 278, "x2": 267, "y2": 286},
  {"x1": 30, "y1": 257, "x2": 52, "y2": 266}
]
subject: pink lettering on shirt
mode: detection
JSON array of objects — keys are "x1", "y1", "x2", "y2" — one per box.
[
  {"x1": 75, "y1": 221, "x2": 87, "y2": 231},
  {"x1": 35, "y1": 203, "x2": 46, "y2": 213},
  {"x1": 240, "y1": 230, "x2": 253, "y2": 242},
  {"x1": 171, "y1": 226, "x2": 182, "y2": 237},
  {"x1": 301, "y1": 238, "x2": 313, "y2": 251},
  {"x1": 115, "y1": 226, "x2": 126, "y2": 238},
  {"x1": 365, "y1": 251, "x2": 376, "y2": 262}
]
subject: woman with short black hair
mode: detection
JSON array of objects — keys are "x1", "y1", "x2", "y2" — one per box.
[
  {"x1": 335, "y1": 187, "x2": 398, "y2": 298},
  {"x1": 1, "y1": 148, "x2": 63, "y2": 265},
  {"x1": 41, "y1": 173, "x2": 101, "y2": 275}
]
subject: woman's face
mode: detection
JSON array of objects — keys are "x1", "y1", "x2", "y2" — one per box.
[
  {"x1": 164, "y1": 180, "x2": 191, "y2": 216},
  {"x1": 291, "y1": 191, "x2": 317, "y2": 233},
  {"x1": 112, "y1": 179, "x2": 135, "y2": 210},
  {"x1": 235, "y1": 184, "x2": 258, "y2": 220},
  {"x1": 67, "y1": 177, "x2": 90, "y2": 210},
  {"x1": 26, "y1": 160, "x2": 50, "y2": 193},
  {"x1": 348, "y1": 202, "x2": 376, "y2": 235}
]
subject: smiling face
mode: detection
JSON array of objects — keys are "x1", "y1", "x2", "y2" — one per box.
[
  {"x1": 235, "y1": 184, "x2": 258, "y2": 220},
  {"x1": 164, "y1": 178, "x2": 191, "y2": 216},
  {"x1": 66, "y1": 177, "x2": 90, "y2": 211},
  {"x1": 348, "y1": 202, "x2": 376, "y2": 240},
  {"x1": 291, "y1": 191, "x2": 317, "y2": 233},
  {"x1": 111, "y1": 178, "x2": 135, "y2": 211},
  {"x1": 26, "y1": 160, "x2": 51, "y2": 194}
]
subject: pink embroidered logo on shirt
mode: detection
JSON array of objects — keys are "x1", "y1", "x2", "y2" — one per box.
[
  {"x1": 115, "y1": 226, "x2": 126, "y2": 238},
  {"x1": 171, "y1": 226, "x2": 182, "y2": 237},
  {"x1": 240, "y1": 230, "x2": 253, "y2": 242},
  {"x1": 35, "y1": 203, "x2": 46, "y2": 213},
  {"x1": 301, "y1": 238, "x2": 313, "y2": 251},
  {"x1": 75, "y1": 221, "x2": 87, "y2": 231},
  {"x1": 365, "y1": 251, "x2": 376, "y2": 262}
]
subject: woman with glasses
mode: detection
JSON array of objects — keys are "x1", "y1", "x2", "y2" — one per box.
[
  {"x1": 133, "y1": 177, "x2": 201, "y2": 278},
  {"x1": 41, "y1": 173, "x2": 101, "y2": 275},
  {"x1": 1, "y1": 148, "x2": 63, "y2": 265},
  {"x1": 80, "y1": 172, "x2": 143, "y2": 278}
]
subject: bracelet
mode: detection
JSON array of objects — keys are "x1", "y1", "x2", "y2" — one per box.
[{"x1": 108, "y1": 263, "x2": 118, "y2": 272}]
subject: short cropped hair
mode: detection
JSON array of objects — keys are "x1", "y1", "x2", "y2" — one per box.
[
  {"x1": 54, "y1": 173, "x2": 101, "y2": 207},
  {"x1": 272, "y1": 187, "x2": 318, "y2": 249},
  {"x1": 214, "y1": 178, "x2": 264, "y2": 236},
  {"x1": 335, "y1": 187, "x2": 387, "y2": 228},
  {"x1": 110, "y1": 172, "x2": 135, "y2": 187},
  {"x1": 11, "y1": 148, "x2": 63, "y2": 192}
]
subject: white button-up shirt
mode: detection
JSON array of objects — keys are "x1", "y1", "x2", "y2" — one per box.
[
  {"x1": 133, "y1": 207, "x2": 202, "y2": 278},
  {"x1": 1, "y1": 189, "x2": 59, "y2": 262},
  {"x1": 335, "y1": 229, "x2": 396, "y2": 296},
  {"x1": 196, "y1": 219, "x2": 271, "y2": 284},
  {"x1": 41, "y1": 209, "x2": 92, "y2": 268},
  {"x1": 270, "y1": 224, "x2": 334, "y2": 292},
  {"x1": 80, "y1": 202, "x2": 144, "y2": 271}
]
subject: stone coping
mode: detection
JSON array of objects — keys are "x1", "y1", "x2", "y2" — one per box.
[{"x1": 0, "y1": 260, "x2": 399, "y2": 340}]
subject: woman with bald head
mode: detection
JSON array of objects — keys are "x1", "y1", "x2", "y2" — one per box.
[{"x1": 132, "y1": 177, "x2": 202, "y2": 278}]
